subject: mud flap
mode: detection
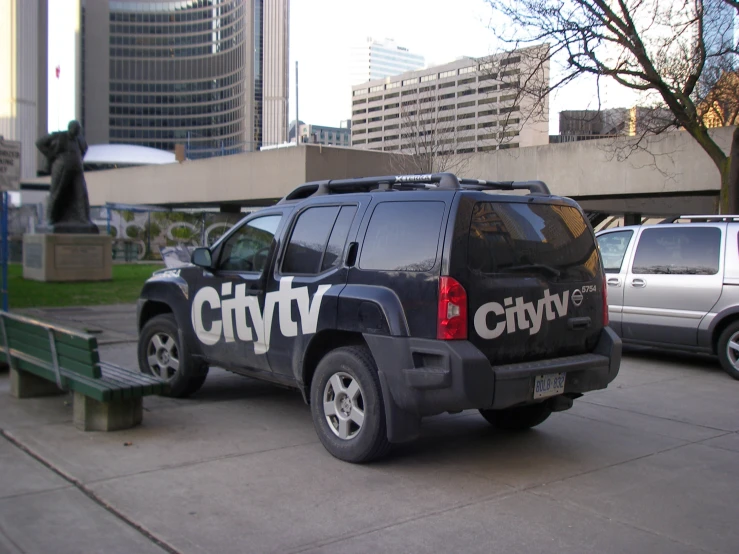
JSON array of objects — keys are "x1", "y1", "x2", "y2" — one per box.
[{"x1": 377, "y1": 370, "x2": 422, "y2": 443}]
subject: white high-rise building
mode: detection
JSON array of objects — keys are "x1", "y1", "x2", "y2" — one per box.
[
  {"x1": 350, "y1": 37, "x2": 425, "y2": 85},
  {"x1": 1, "y1": 0, "x2": 49, "y2": 180}
]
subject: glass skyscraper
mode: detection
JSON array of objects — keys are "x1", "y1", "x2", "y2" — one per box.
[
  {"x1": 83, "y1": 0, "x2": 288, "y2": 158},
  {"x1": 350, "y1": 38, "x2": 425, "y2": 86}
]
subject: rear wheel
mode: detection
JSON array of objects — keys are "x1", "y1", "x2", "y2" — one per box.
[
  {"x1": 310, "y1": 346, "x2": 390, "y2": 463},
  {"x1": 138, "y1": 314, "x2": 209, "y2": 397},
  {"x1": 479, "y1": 402, "x2": 553, "y2": 431},
  {"x1": 717, "y1": 321, "x2": 739, "y2": 380}
]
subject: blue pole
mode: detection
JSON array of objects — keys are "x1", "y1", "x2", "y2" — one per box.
[{"x1": 1, "y1": 192, "x2": 8, "y2": 312}]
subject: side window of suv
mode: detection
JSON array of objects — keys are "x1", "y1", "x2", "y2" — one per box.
[
  {"x1": 597, "y1": 230, "x2": 633, "y2": 273},
  {"x1": 218, "y1": 215, "x2": 282, "y2": 272},
  {"x1": 632, "y1": 227, "x2": 721, "y2": 275},
  {"x1": 360, "y1": 201, "x2": 444, "y2": 271},
  {"x1": 282, "y1": 205, "x2": 357, "y2": 275}
]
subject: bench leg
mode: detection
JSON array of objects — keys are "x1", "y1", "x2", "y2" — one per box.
[
  {"x1": 10, "y1": 368, "x2": 66, "y2": 399},
  {"x1": 73, "y1": 392, "x2": 143, "y2": 432}
]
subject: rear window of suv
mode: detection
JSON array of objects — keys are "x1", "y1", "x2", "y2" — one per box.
[
  {"x1": 468, "y1": 202, "x2": 599, "y2": 281},
  {"x1": 360, "y1": 201, "x2": 445, "y2": 271}
]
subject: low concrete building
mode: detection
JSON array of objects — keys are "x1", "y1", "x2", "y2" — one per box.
[{"x1": 20, "y1": 126, "x2": 736, "y2": 217}]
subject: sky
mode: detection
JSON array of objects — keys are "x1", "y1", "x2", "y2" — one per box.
[
  {"x1": 47, "y1": 0, "x2": 80, "y2": 133},
  {"x1": 287, "y1": 0, "x2": 640, "y2": 134}
]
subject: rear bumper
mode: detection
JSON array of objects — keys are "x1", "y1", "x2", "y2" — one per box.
[{"x1": 364, "y1": 327, "x2": 622, "y2": 442}]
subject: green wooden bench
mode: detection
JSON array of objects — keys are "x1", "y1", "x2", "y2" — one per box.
[{"x1": 0, "y1": 311, "x2": 166, "y2": 431}]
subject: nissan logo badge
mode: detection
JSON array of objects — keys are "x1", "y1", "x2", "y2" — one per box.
[{"x1": 571, "y1": 289, "x2": 584, "y2": 307}]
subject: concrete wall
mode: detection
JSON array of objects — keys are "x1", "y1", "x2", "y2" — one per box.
[
  {"x1": 79, "y1": 144, "x2": 403, "y2": 207},
  {"x1": 86, "y1": 145, "x2": 309, "y2": 207},
  {"x1": 467, "y1": 126, "x2": 735, "y2": 197},
  {"x1": 23, "y1": 126, "x2": 737, "y2": 209},
  {"x1": 304, "y1": 145, "x2": 402, "y2": 183}
]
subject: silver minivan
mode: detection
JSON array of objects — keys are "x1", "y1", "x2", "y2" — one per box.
[{"x1": 596, "y1": 215, "x2": 739, "y2": 380}]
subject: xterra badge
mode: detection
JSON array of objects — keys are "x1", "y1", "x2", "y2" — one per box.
[
  {"x1": 191, "y1": 277, "x2": 331, "y2": 354},
  {"x1": 474, "y1": 289, "x2": 576, "y2": 339}
]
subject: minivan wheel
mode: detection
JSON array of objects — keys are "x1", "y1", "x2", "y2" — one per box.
[
  {"x1": 138, "y1": 314, "x2": 209, "y2": 397},
  {"x1": 479, "y1": 402, "x2": 553, "y2": 431},
  {"x1": 717, "y1": 322, "x2": 739, "y2": 380},
  {"x1": 310, "y1": 346, "x2": 390, "y2": 463}
]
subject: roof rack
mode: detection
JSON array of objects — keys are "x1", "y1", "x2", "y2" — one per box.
[
  {"x1": 659, "y1": 215, "x2": 739, "y2": 223},
  {"x1": 280, "y1": 173, "x2": 551, "y2": 202}
]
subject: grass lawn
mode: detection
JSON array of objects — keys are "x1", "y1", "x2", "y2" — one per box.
[{"x1": 8, "y1": 263, "x2": 163, "y2": 309}]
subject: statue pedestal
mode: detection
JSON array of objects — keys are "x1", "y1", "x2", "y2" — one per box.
[{"x1": 23, "y1": 234, "x2": 113, "y2": 282}]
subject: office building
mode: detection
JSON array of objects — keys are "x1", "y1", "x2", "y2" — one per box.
[
  {"x1": 83, "y1": 0, "x2": 289, "y2": 158},
  {"x1": 350, "y1": 45, "x2": 549, "y2": 154},
  {"x1": 700, "y1": 0, "x2": 736, "y2": 95},
  {"x1": 1, "y1": 0, "x2": 49, "y2": 180},
  {"x1": 557, "y1": 107, "x2": 674, "y2": 142},
  {"x1": 289, "y1": 120, "x2": 351, "y2": 147},
  {"x1": 350, "y1": 38, "x2": 425, "y2": 85}
]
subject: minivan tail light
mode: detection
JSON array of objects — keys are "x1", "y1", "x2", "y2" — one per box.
[
  {"x1": 437, "y1": 277, "x2": 468, "y2": 340},
  {"x1": 602, "y1": 274, "x2": 609, "y2": 326}
]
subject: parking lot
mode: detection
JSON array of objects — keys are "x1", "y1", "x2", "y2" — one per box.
[{"x1": 1, "y1": 304, "x2": 738, "y2": 554}]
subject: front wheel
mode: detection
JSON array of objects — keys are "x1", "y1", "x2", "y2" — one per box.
[
  {"x1": 310, "y1": 346, "x2": 390, "y2": 463},
  {"x1": 138, "y1": 313, "x2": 209, "y2": 397},
  {"x1": 479, "y1": 402, "x2": 553, "y2": 431},
  {"x1": 717, "y1": 321, "x2": 739, "y2": 380}
]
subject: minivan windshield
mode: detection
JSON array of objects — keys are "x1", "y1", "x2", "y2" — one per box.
[{"x1": 468, "y1": 202, "x2": 599, "y2": 281}]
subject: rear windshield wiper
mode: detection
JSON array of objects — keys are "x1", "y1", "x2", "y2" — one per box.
[{"x1": 502, "y1": 263, "x2": 562, "y2": 277}]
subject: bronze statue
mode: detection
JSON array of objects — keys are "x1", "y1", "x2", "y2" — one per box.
[{"x1": 35, "y1": 121, "x2": 98, "y2": 234}]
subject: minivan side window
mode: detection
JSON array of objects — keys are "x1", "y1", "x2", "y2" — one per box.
[
  {"x1": 632, "y1": 227, "x2": 721, "y2": 275},
  {"x1": 359, "y1": 201, "x2": 444, "y2": 271},
  {"x1": 597, "y1": 230, "x2": 633, "y2": 273},
  {"x1": 282, "y1": 205, "x2": 357, "y2": 275}
]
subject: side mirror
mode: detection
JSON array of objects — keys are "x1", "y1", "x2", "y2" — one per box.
[{"x1": 191, "y1": 247, "x2": 213, "y2": 268}]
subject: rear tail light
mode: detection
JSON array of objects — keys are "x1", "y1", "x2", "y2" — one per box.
[
  {"x1": 602, "y1": 274, "x2": 609, "y2": 326},
  {"x1": 437, "y1": 277, "x2": 468, "y2": 340}
]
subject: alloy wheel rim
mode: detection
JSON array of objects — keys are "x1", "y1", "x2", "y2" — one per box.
[
  {"x1": 727, "y1": 332, "x2": 739, "y2": 370},
  {"x1": 323, "y1": 372, "x2": 365, "y2": 440},
  {"x1": 146, "y1": 332, "x2": 180, "y2": 381}
]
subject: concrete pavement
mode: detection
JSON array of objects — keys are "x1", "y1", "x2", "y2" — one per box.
[{"x1": 1, "y1": 304, "x2": 738, "y2": 553}]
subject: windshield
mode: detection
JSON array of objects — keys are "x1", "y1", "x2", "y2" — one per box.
[{"x1": 467, "y1": 202, "x2": 600, "y2": 281}]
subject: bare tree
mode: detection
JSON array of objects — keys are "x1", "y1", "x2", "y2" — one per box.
[
  {"x1": 389, "y1": 84, "x2": 477, "y2": 174},
  {"x1": 487, "y1": 0, "x2": 739, "y2": 212},
  {"x1": 389, "y1": 45, "x2": 552, "y2": 174}
]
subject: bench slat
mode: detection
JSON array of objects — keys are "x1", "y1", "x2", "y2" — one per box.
[
  {"x1": 99, "y1": 363, "x2": 165, "y2": 394},
  {"x1": 96, "y1": 370, "x2": 139, "y2": 399},
  {"x1": 1, "y1": 351, "x2": 113, "y2": 402},
  {"x1": 2, "y1": 349, "x2": 164, "y2": 402},
  {"x1": 5, "y1": 318, "x2": 97, "y2": 350},
  {"x1": 3, "y1": 339, "x2": 99, "y2": 379},
  {"x1": 9, "y1": 326, "x2": 101, "y2": 367},
  {"x1": 102, "y1": 367, "x2": 166, "y2": 396}
]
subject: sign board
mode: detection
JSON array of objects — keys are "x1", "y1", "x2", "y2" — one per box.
[{"x1": 0, "y1": 139, "x2": 21, "y2": 192}]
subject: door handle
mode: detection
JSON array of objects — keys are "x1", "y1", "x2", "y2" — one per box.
[
  {"x1": 607, "y1": 277, "x2": 621, "y2": 287},
  {"x1": 631, "y1": 278, "x2": 647, "y2": 288}
]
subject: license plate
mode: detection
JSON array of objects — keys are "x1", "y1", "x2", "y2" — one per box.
[{"x1": 533, "y1": 373, "x2": 566, "y2": 399}]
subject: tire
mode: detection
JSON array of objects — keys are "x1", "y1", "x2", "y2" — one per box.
[
  {"x1": 717, "y1": 321, "x2": 739, "y2": 380},
  {"x1": 138, "y1": 313, "x2": 209, "y2": 398},
  {"x1": 310, "y1": 346, "x2": 391, "y2": 463},
  {"x1": 479, "y1": 401, "x2": 553, "y2": 431}
]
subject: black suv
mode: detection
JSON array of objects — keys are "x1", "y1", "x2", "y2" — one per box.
[{"x1": 136, "y1": 173, "x2": 621, "y2": 462}]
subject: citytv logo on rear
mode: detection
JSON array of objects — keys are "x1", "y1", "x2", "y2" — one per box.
[{"x1": 474, "y1": 289, "x2": 582, "y2": 339}]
